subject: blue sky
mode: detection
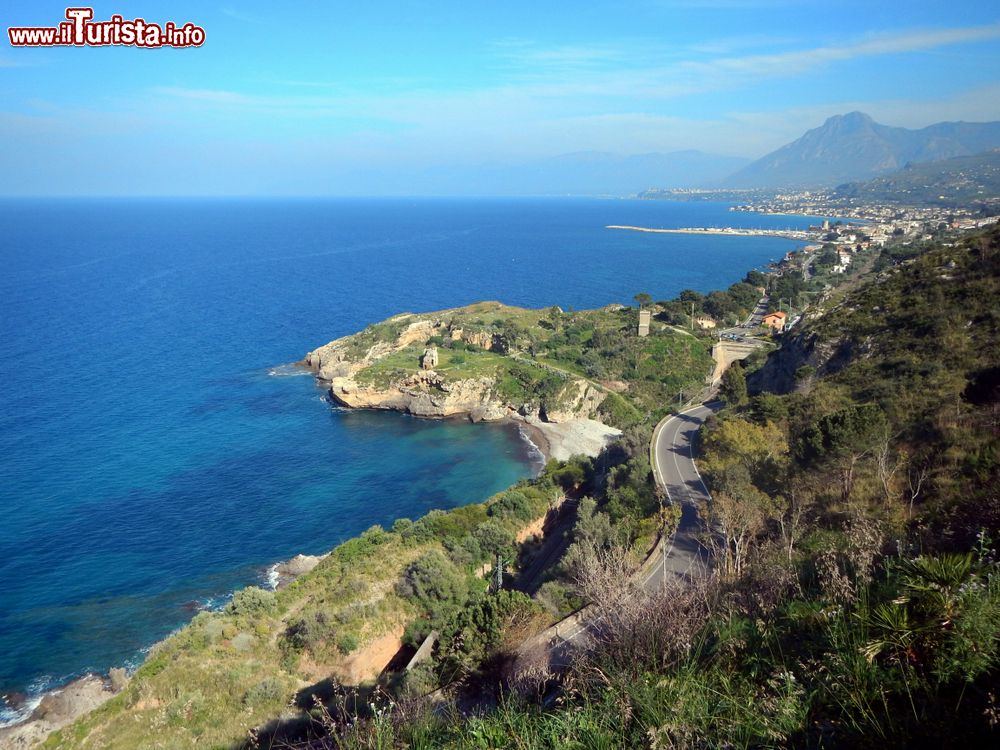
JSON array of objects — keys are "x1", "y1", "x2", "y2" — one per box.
[{"x1": 2, "y1": 0, "x2": 999, "y2": 195}]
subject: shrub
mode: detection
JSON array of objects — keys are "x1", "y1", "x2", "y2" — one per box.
[
  {"x1": 230, "y1": 632, "x2": 255, "y2": 652},
  {"x1": 444, "y1": 534, "x2": 483, "y2": 568},
  {"x1": 597, "y1": 392, "x2": 643, "y2": 429},
  {"x1": 336, "y1": 633, "x2": 359, "y2": 655},
  {"x1": 473, "y1": 521, "x2": 516, "y2": 561},
  {"x1": 400, "y1": 511, "x2": 442, "y2": 546},
  {"x1": 285, "y1": 610, "x2": 336, "y2": 652},
  {"x1": 225, "y1": 586, "x2": 276, "y2": 618},
  {"x1": 548, "y1": 457, "x2": 591, "y2": 492},
  {"x1": 392, "y1": 518, "x2": 413, "y2": 534},
  {"x1": 166, "y1": 689, "x2": 207, "y2": 726},
  {"x1": 488, "y1": 490, "x2": 536, "y2": 523},
  {"x1": 243, "y1": 677, "x2": 285, "y2": 707},
  {"x1": 335, "y1": 524, "x2": 391, "y2": 563},
  {"x1": 436, "y1": 591, "x2": 543, "y2": 680},
  {"x1": 397, "y1": 550, "x2": 468, "y2": 609},
  {"x1": 536, "y1": 580, "x2": 583, "y2": 618}
]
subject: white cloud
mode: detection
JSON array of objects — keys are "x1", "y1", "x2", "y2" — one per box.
[{"x1": 684, "y1": 23, "x2": 1000, "y2": 81}]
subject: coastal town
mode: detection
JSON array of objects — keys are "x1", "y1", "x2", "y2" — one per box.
[{"x1": 610, "y1": 195, "x2": 1000, "y2": 346}]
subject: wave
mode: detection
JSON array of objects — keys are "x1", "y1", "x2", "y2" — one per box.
[
  {"x1": 0, "y1": 672, "x2": 84, "y2": 729},
  {"x1": 264, "y1": 562, "x2": 281, "y2": 591},
  {"x1": 0, "y1": 689, "x2": 44, "y2": 729},
  {"x1": 516, "y1": 424, "x2": 546, "y2": 468}
]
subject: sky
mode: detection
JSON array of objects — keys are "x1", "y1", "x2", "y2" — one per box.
[{"x1": 2, "y1": 0, "x2": 999, "y2": 195}]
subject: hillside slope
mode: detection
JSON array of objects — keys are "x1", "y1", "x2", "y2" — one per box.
[{"x1": 832, "y1": 149, "x2": 1000, "y2": 207}]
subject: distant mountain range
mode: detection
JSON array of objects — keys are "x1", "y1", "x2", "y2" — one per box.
[
  {"x1": 724, "y1": 112, "x2": 1000, "y2": 189},
  {"x1": 832, "y1": 149, "x2": 1000, "y2": 207}
]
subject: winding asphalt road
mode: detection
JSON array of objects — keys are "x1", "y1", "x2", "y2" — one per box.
[
  {"x1": 645, "y1": 401, "x2": 723, "y2": 584},
  {"x1": 509, "y1": 401, "x2": 722, "y2": 672}
]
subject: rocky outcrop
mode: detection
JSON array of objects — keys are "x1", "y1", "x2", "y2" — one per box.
[
  {"x1": 0, "y1": 675, "x2": 121, "y2": 749},
  {"x1": 305, "y1": 318, "x2": 449, "y2": 381},
  {"x1": 277, "y1": 554, "x2": 325, "y2": 578},
  {"x1": 543, "y1": 380, "x2": 606, "y2": 423},
  {"x1": 328, "y1": 372, "x2": 509, "y2": 421},
  {"x1": 748, "y1": 328, "x2": 855, "y2": 395}
]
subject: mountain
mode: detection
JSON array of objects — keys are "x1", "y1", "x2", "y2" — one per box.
[
  {"x1": 832, "y1": 149, "x2": 1000, "y2": 207},
  {"x1": 416, "y1": 150, "x2": 750, "y2": 196},
  {"x1": 725, "y1": 112, "x2": 1000, "y2": 189}
]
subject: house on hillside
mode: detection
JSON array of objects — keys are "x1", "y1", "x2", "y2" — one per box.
[{"x1": 762, "y1": 311, "x2": 787, "y2": 332}]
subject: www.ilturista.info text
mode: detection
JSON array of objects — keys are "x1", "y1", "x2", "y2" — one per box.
[{"x1": 8, "y1": 8, "x2": 205, "y2": 48}]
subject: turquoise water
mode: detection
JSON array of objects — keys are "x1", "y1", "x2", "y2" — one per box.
[{"x1": 0, "y1": 197, "x2": 818, "y2": 718}]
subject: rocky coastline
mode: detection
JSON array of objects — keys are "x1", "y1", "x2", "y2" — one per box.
[{"x1": 0, "y1": 673, "x2": 124, "y2": 749}]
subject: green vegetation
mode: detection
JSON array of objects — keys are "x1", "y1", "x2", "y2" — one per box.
[{"x1": 48, "y1": 225, "x2": 1000, "y2": 749}]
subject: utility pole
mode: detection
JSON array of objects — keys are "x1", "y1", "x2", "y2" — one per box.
[
  {"x1": 659, "y1": 502, "x2": 669, "y2": 591},
  {"x1": 662, "y1": 527, "x2": 668, "y2": 590}
]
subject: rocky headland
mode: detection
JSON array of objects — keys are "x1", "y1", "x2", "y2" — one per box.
[{"x1": 303, "y1": 302, "x2": 622, "y2": 460}]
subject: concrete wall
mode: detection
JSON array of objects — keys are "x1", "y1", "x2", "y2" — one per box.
[{"x1": 711, "y1": 341, "x2": 762, "y2": 384}]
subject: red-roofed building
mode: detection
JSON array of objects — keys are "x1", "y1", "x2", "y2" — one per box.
[{"x1": 762, "y1": 311, "x2": 787, "y2": 332}]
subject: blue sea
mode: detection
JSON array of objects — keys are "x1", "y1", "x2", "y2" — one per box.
[{"x1": 0, "y1": 197, "x2": 820, "y2": 721}]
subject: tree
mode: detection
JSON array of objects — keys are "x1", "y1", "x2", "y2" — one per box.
[
  {"x1": 473, "y1": 520, "x2": 515, "y2": 561},
  {"x1": 719, "y1": 363, "x2": 748, "y2": 407},
  {"x1": 702, "y1": 416, "x2": 788, "y2": 491},
  {"x1": 798, "y1": 403, "x2": 888, "y2": 503},
  {"x1": 633, "y1": 292, "x2": 653, "y2": 309},
  {"x1": 704, "y1": 290, "x2": 737, "y2": 320},
  {"x1": 749, "y1": 393, "x2": 788, "y2": 425},
  {"x1": 701, "y1": 471, "x2": 778, "y2": 581},
  {"x1": 873, "y1": 427, "x2": 904, "y2": 506}
]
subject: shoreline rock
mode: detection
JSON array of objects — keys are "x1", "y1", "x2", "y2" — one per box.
[
  {"x1": 0, "y1": 674, "x2": 123, "y2": 749},
  {"x1": 271, "y1": 553, "x2": 328, "y2": 590}
]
